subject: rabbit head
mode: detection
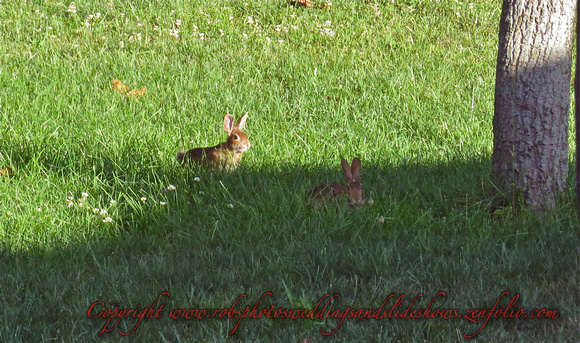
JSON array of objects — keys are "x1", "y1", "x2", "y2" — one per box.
[
  {"x1": 224, "y1": 113, "x2": 250, "y2": 153},
  {"x1": 341, "y1": 157, "x2": 365, "y2": 208}
]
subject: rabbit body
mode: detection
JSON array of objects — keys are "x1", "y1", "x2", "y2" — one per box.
[{"x1": 177, "y1": 113, "x2": 250, "y2": 172}]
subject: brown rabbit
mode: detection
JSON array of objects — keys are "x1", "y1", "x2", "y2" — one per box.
[
  {"x1": 309, "y1": 157, "x2": 365, "y2": 209},
  {"x1": 177, "y1": 113, "x2": 250, "y2": 172}
]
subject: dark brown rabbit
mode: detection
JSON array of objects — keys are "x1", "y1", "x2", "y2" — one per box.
[
  {"x1": 309, "y1": 157, "x2": 365, "y2": 209},
  {"x1": 177, "y1": 113, "x2": 250, "y2": 172}
]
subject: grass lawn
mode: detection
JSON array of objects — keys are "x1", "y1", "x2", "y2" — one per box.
[{"x1": 0, "y1": 0, "x2": 578, "y2": 341}]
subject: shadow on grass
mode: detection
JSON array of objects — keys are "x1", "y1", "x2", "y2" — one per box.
[{"x1": 1, "y1": 152, "x2": 579, "y2": 341}]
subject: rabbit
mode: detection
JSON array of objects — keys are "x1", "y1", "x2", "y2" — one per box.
[
  {"x1": 309, "y1": 157, "x2": 365, "y2": 209},
  {"x1": 177, "y1": 113, "x2": 250, "y2": 172}
]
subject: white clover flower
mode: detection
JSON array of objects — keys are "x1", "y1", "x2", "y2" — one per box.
[
  {"x1": 193, "y1": 177, "x2": 201, "y2": 182},
  {"x1": 93, "y1": 208, "x2": 100, "y2": 214},
  {"x1": 37, "y1": 208, "x2": 42, "y2": 212},
  {"x1": 68, "y1": 202, "x2": 74, "y2": 208},
  {"x1": 242, "y1": 33, "x2": 248, "y2": 39},
  {"x1": 110, "y1": 199, "x2": 117, "y2": 205},
  {"x1": 160, "y1": 201, "x2": 167, "y2": 206},
  {"x1": 175, "y1": 19, "x2": 182, "y2": 26},
  {"x1": 129, "y1": 32, "x2": 142, "y2": 41},
  {"x1": 99, "y1": 209, "x2": 107, "y2": 216},
  {"x1": 66, "y1": 2, "x2": 77, "y2": 14},
  {"x1": 140, "y1": 197, "x2": 147, "y2": 203},
  {"x1": 199, "y1": 33, "x2": 205, "y2": 40},
  {"x1": 167, "y1": 184, "x2": 176, "y2": 191},
  {"x1": 169, "y1": 29, "x2": 180, "y2": 38},
  {"x1": 247, "y1": 16, "x2": 254, "y2": 24},
  {"x1": 84, "y1": 15, "x2": 94, "y2": 27},
  {"x1": 81, "y1": 192, "x2": 89, "y2": 198},
  {"x1": 228, "y1": 203, "x2": 234, "y2": 208},
  {"x1": 219, "y1": 29, "x2": 225, "y2": 36},
  {"x1": 103, "y1": 217, "x2": 113, "y2": 223},
  {"x1": 320, "y1": 27, "x2": 335, "y2": 37},
  {"x1": 6, "y1": 211, "x2": 12, "y2": 216}
]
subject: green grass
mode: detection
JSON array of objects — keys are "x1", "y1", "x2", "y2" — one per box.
[{"x1": 0, "y1": 0, "x2": 578, "y2": 341}]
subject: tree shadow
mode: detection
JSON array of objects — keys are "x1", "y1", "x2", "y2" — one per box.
[{"x1": 2, "y1": 149, "x2": 579, "y2": 340}]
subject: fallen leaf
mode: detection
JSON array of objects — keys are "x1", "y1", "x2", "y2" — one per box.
[
  {"x1": 126, "y1": 87, "x2": 146, "y2": 97},
  {"x1": 112, "y1": 79, "x2": 129, "y2": 93},
  {"x1": 0, "y1": 166, "x2": 14, "y2": 177},
  {"x1": 291, "y1": 0, "x2": 313, "y2": 7},
  {"x1": 321, "y1": 1, "x2": 332, "y2": 10},
  {"x1": 112, "y1": 79, "x2": 146, "y2": 98}
]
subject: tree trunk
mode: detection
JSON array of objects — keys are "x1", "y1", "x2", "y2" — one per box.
[{"x1": 491, "y1": 0, "x2": 576, "y2": 212}]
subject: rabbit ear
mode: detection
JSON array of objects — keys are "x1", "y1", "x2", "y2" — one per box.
[
  {"x1": 223, "y1": 114, "x2": 235, "y2": 135},
  {"x1": 236, "y1": 112, "x2": 248, "y2": 130},
  {"x1": 351, "y1": 157, "x2": 361, "y2": 179},
  {"x1": 341, "y1": 158, "x2": 353, "y2": 180}
]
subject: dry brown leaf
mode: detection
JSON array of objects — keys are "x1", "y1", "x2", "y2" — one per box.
[
  {"x1": 321, "y1": 1, "x2": 331, "y2": 9},
  {"x1": 0, "y1": 166, "x2": 14, "y2": 177},
  {"x1": 112, "y1": 79, "x2": 146, "y2": 98},
  {"x1": 112, "y1": 79, "x2": 129, "y2": 93},
  {"x1": 292, "y1": 0, "x2": 313, "y2": 7},
  {"x1": 126, "y1": 87, "x2": 146, "y2": 97}
]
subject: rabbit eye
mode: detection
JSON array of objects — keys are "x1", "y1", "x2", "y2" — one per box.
[{"x1": 233, "y1": 134, "x2": 239, "y2": 141}]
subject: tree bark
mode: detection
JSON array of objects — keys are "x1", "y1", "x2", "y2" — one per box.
[
  {"x1": 576, "y1": 0, "x2": 580, "y2": 229},
  {"x1": 491, "y1": 0, "x2": 576, "y2": 212}
]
